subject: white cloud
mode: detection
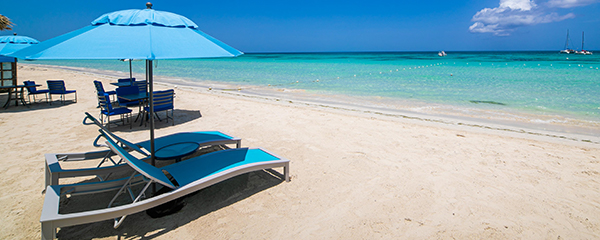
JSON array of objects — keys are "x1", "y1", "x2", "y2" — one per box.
[
  {"x1": 469, "y1": 0, "x2": 585, "y2": 36},
  {"x1": 500, "y1": 0, "x2": 537, "y2": 10},
  {"x1": 547, "y1": 0, "x2": 598, "y2": 8},
  {"x1": 469, "y1": 22, "x2": 510, "y2": 36}
]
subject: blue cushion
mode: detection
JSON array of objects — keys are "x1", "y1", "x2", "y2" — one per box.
[
  {"x1": 102, "y1": 107, "x2": 132, "y2": 116},
  {"x1": 31, "y1": 89, "x2": 50, "y2": 94}
]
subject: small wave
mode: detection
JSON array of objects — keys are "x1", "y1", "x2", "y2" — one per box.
[{"x1": 469, "y1": 100, "x2": 507, "y2": 106}]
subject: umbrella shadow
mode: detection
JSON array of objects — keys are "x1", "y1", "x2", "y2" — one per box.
[{"x1": 55, "y1": 170, "x2": 286, "y2": 239}]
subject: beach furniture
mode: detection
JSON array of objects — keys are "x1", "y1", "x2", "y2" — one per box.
[
  {"x1": 116, "y1": 85, "x2": 142, "y2": 108},
  {"x1": 23, "y1": 80, "x2": 49, "y2": 103},
  {"x1": 134, "y1": 80, "x2": 148, "y2": 93},
  {"x1": 119, "y1": 77, "x2": 135, "y2": 83},
  {"x1": 143, "y1": 89, "x2": 175, "y2": 126},
  {"x1": 116, "y1": 85, "x2": 146, "y2": 123},
  {"x1": 41, "y1": 129, "x2": 289, "y2": 240},
  {"x1": 47, "y1": 80, "x2": 77, "y2": 104},
  {"x1": 98, "y1": 93, "x2": 132, "y2": 130},
  {"x1": 110, "y1": 78, "x2": 136, "y2": 87},
  {"x1": 44, "y1": 112, "x2": 242, "y2": 187},
  {"x1": 0, "y1": 84, "x2": 32, "y2": 108},
  {"x1": 93, "y1": 80, "x2": 116, "y2": 101}
]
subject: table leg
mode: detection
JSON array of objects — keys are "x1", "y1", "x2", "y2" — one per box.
[{"x1": 3, "y1": 87, "x2": 14, "y2": 109}]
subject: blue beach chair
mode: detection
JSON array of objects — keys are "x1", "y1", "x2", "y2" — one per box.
[
  {"x1": 143, "y1": 89, "x2": 175, "y2": 125},
  {"x1": 93, "y1": 80, "x2": 116, "y2": 102},
  {"x1": 116, "y1": 85, "x2": 142, "y2": 108},
  {"x1": 98, "y1": 93, "x2": 132, "y2": 130},
  {"x1": 47, "y1": 80, "x2": 77, "y2": 104},
  {"x1": 23, "y1": 80, "x2": 49, "y2": 103}
]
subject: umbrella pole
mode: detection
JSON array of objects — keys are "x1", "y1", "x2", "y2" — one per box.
[
  {"x1": 129, "y1": 59, "x2": 133, "y2": 80},
  {"x1": 147, "y1": 60, "x2": 156, "y2": 193}
]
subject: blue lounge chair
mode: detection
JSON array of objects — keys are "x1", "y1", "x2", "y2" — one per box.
[
  {"x1": 23, "y1": 80, "x2": 49, "y2": 103},
  {"x1": 47, "y1": 80, "x2": 77, "y2": 104},
  {"x1": 44, "y1": 112, "x2": 242, "y2": 187},
  {"x1": 98, "y1": 93, "x2": 132, "y2": 130},
  {"x1": 40, "y1": 129, "x2": 289, "y2": 240}
]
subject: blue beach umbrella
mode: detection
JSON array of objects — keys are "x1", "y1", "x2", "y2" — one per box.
[
  {"x1": 10, "y1": 3, "x2": 243, "y2": 165},
  {"x1": 0, "y1": 34, "x2": 39, "y2": 56}
]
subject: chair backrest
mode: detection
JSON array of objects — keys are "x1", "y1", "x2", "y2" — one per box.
[
  {"x1": 47, "y1": 80, "x2": 66, "y2": 93},
  {"x1": 118, "y1": 78, "x2": 135, "y2": 83},
  {"x1": 151, "y1": 89, "x2": 174, "y2": 111},
  {"x1": 23, "y1": 80, "x2": 37, "y2": 93},
  {"x1": 102, "y1": 129, "x2": 176, "y2": 189},
  {"x1": 98, "y1": 93, "x2": 114, "y2": 112},
  {"x1": 116, "y1": 86, "x2": 139, "y2": 105},
  {"x1": 134, "y1": 80, "x2": 147, "y2": 94},
  {"x1": 83, "y1": 112, "x2": 149, "y2": 156},
  {"x1": 93, "y1": 80, "x2": 106, "y2": 95}
]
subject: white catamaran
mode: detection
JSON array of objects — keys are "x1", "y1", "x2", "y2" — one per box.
[
  {"x1": 560, "y1": 30, "x2": 576, "y2": 54},
  {"x1": 576, "y1": 31, "x2": 593, "y2": 55}
]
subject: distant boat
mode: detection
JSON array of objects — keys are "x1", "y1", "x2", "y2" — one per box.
[
  {"x1": 576, "y1": 31, "x2": 593, "y2": 55},
  {"x1": 559, "y1": 30, "x2": 576, "y2": 54},
  {"x1": 438, "y1": 51, "x2": 447, "y2": 57}
]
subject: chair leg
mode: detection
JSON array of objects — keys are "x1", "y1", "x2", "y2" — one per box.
[{"x1": 41, "y1": 222, "x2": 56, "y2": 240}]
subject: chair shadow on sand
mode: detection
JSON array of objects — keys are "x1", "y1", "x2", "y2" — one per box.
[
  {"x1": 0, "y1": 93, "x2": 77, "y2": 113},
  {"x1": 55, "y1": 166, "x2": 286, "y2": 239},
  {"x1": 100, "y1": 109, "x2": 203, "y2": 133}
]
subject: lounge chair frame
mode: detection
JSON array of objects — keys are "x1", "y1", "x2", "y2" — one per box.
[
  {"x1": 41, "y1": 139, "x2": 289, "y2": 239},
  {"x1": 44, "y1": 113, "x2": 241, "y2": 187}
]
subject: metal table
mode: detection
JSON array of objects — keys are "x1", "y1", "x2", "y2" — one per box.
[
  {"x1": 154, "y1": 142, "x2": 200, "y2": 162},
  {"x1": 0, "y1": 84, "x2": 40, "y2": 109}
]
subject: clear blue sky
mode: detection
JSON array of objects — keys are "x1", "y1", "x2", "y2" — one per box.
[{"x1": 1, "y1": 0, "x2": 599, "y2": 52}]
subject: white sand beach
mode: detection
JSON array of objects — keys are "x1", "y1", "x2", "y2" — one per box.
[{"x1": 1, "y1": 64, "x2": 599, "y2": 239}]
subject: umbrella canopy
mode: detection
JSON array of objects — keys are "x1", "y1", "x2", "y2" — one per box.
[
  {"x1": 9, "y1": 3, "x2": 243, "y2": 166},
  {"x1": 10, "y1": 5, "x2": 241, "y2": 60},
  {"x1": 0, "y1": 34, "x2": 39, "y2": 56}
]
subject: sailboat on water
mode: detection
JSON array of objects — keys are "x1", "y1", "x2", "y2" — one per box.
[
  {"x1": 560, "y1": 30, "x2": 576, "y2": 54},
  {"x1": 576, "y1": 31, "x2": 593, "y2": 55}
]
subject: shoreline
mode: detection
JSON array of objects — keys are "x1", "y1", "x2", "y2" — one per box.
[{"x1": 21, "y1": 63, "x2": 600, "y2": 144}]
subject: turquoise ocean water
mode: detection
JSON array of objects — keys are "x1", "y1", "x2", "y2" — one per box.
[{"x1": 29, "y1": 51, "x2": 600, "y2": 135}]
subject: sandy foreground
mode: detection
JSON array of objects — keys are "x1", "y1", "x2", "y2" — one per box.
[{"x1": 1, "y1": 64, "x2": 599, "y2": 239}]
